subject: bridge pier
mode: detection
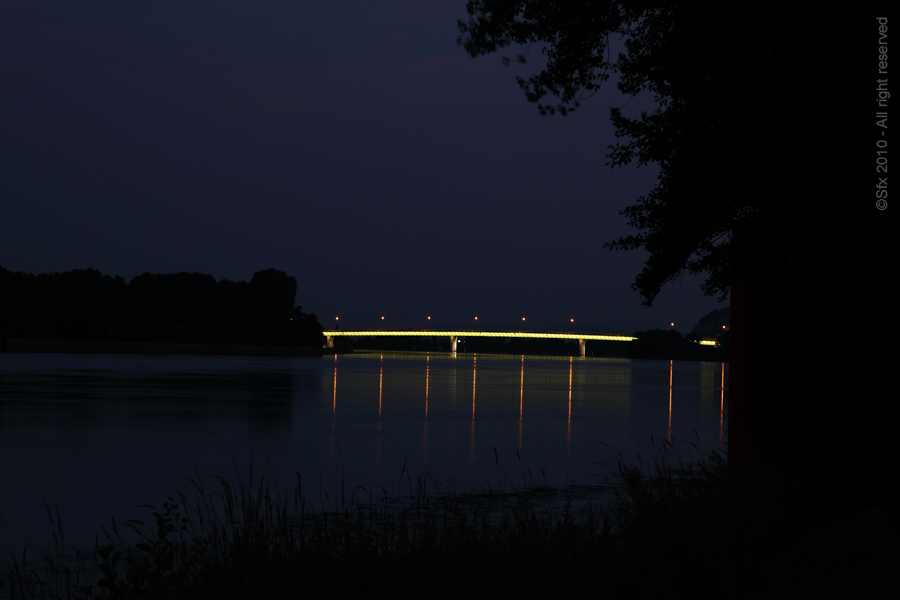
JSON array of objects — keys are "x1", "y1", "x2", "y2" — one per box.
[
  {"x1": 578, "y1": 339, "x2": 585, "y2": 357},
  {"x1": 325, "y1": 336, "x2": 333, "y2": 349},
  {"x1": 450, "y1": 335, "x2": 458, "y2": 353}
]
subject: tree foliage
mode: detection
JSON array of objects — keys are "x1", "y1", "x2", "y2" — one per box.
[
  {"x1": 0, "y1": 266, "x2": 324, "y2": 347},
  {"x1": 458, "y1": 1, "x2": 861, "y2": 306}
]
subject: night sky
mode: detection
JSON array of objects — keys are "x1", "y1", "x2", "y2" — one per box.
[{"x1": 1, "y1": 1, "x2": 725, "y2": 335}]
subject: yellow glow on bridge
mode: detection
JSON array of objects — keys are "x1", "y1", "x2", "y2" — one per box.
[{"x1": 323, "y1": 330, "x2": 638, "y2": 341}]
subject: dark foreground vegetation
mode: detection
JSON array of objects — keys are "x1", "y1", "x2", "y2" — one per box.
[
  {"x1": 0, "y1": 267, "x2": 324, "y2": 348},
  {"x1": 3, "y1": 440, "x2": 895, "y2": 600}
]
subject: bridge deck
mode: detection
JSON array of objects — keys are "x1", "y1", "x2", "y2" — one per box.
[
  {"x1": 323, "y1": 330, "x2": 636, "y2": 341},
  {"x1": 322, "y1": 330, "x2": 718, "y2": 347}
]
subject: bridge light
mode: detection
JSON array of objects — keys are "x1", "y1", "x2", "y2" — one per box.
[{"x1": 522, "y1": 317, "x2": 526, "y2": 322}]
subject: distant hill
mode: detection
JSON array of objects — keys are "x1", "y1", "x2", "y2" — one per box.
[{"x1": 690, "y1": 307, "x2": 730, "y2": 337}]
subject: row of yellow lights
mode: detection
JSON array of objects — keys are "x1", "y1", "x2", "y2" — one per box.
[
  {"x1": 339, "y1": 316, "x2": 549, "y2": 322},
  {"x1": 334, "y1": 317, "x2": 725, "y2": 330}
]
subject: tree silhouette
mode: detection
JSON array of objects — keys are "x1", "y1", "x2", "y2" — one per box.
[
  {"x1": 245, "y1": 269, "x2": 298, "y2": 345},
  {"x1": 0, "y1": 266, "x2": 324, "y2": 348},
  {"x1": 458, "y1": 2, "x2": 885, "y2": 481},
  {"x1": 459, "y1": 2, "x2": 859, "y2": 304}
]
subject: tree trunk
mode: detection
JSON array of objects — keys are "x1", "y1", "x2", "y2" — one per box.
[{"x1": 728, "y1": 271, "x2": 785, "y2": 466}]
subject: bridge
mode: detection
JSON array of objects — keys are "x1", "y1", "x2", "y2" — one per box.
[{"x1": 322, "y1": 330, "x2": 717, "y2": 357}]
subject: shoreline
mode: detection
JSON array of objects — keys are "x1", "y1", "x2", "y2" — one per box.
[
  {"x1": 0, "y1": 339, "x2": 727, "y2": 362},
  {"x1": 1, "y1": 338, "x2": 338, "y2": 357}
]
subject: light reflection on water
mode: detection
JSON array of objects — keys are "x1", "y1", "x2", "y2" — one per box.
[{"x1": 0, "y1": 351, "x2": 727, "y2": 551}]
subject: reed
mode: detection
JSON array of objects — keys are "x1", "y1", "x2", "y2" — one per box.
[{"x1": 1, "y1": 437, "x2": 833, "y2": 600}]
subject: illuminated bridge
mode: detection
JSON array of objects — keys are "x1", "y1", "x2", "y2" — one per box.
[{"x1": 323, "y1": 330, "x2": 718, "y2": 357}]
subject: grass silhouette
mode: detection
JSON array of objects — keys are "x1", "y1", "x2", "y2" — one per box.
[{"x1": 2, "y1": 436, "x2": 891, "y2": 599}]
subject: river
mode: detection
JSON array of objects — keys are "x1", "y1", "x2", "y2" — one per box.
[{"x1": 0, "y1": 351, "x2": 727, "y2": 551}]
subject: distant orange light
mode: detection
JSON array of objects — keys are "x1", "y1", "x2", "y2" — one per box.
[
  {"x1": 335, "y1": 317, "x2": 339, "y2": 320},
  {"x1": 570, "y1": 318, "x2": 574, "y2": 323},
  {"x1": 474, "y1": 316, "x2": 478, "y2": 320},
  {"x1": 428, "y1": 316, "x2": 431, "y2": 320},
  {"x1": 522, "y1": 318, "x2": 526, "y2": 321},
  {"x1": 722, "y1": 325, "x2": 726, "y2": 329},
  {"x1": 381, "y1": 316, "x2": 385, "y2": 320},
  {"x1": 670, "y1": 322, "x2": 674, "y2": 327}
]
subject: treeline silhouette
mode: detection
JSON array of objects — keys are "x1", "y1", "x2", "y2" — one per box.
[{"x1": 0, "y1": 266, "x2": 324, "y2": 347}]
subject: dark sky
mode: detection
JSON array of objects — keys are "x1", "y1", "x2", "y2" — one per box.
[{"x1": 0, "y1": 1, "x2": 725, "y2": 334}]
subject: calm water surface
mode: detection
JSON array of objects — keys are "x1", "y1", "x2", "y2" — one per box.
[{"x1": 0, "y1": 351, "x2": 728, "y2": 550}]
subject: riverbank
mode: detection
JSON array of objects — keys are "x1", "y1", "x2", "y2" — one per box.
[
  {"x1": 2, "y1": 445, "x2": 895, "y2": 599},
  {"x1": 0, "y1": 338, "x2": 338, "y2": 357}
]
